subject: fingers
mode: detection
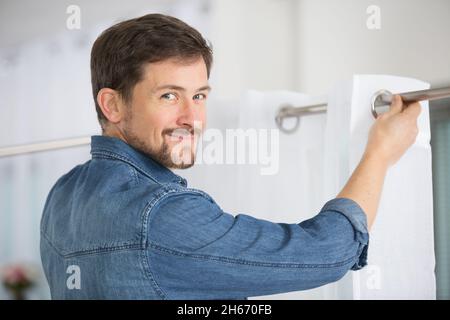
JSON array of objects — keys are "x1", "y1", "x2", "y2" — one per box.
[
  {"x1": 402, "y1": 101, "x2": 422, "y2": 119},
  {"x1": 388, "y1": 95, "x2": 404, "y2": 115},
  {"x1": 387, "y1": 95, "x2": 422, "y2": 120}
]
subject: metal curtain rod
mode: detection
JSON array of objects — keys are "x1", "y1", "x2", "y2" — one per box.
[
  {"x1": 275, "y1": 86, "x2": 450, "y2": 133},
  {"x1": 0, "y1": 136, "x2": 91, "y2": 158},
  {"x1": 1, "y1": 86, "x2": 450, "y2": 157}
]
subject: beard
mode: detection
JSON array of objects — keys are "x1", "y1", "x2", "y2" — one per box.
[{"x1": 123, "y1": 121, "x2": 198, "y2": 170}]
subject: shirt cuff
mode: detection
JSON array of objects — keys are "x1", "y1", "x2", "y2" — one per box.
[{"x1": 320, "y1": 197, "x2": 370, "y2": 270}]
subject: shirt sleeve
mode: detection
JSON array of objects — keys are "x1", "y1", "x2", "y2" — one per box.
[{"x1": 145, "y1": 190, "x2": 369, "y2": 299}]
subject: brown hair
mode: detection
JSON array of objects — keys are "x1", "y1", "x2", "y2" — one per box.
[{"x1": 90, "y1": 13, "x2": 213, "y2": 128}]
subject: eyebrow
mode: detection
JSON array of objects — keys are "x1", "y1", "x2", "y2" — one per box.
[{"x1": 153, "y1": 84, "x2": 212, "y2": 93}]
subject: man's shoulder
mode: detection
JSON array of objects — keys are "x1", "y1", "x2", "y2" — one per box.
[
  {"x1": 145, "y1": 186, "x2": 232, "y2": 252},
  {"x1": 40, "y1": 158, "x2": 175, "y2": 254}
]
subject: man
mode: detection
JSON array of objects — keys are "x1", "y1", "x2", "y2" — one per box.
[{"x1": 40, "y1": 13, "x2": 422, "y2": 299}]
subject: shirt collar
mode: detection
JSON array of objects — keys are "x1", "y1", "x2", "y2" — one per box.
[{"x1": 90, "y1": 135, "x2": 187, "y2": 186}]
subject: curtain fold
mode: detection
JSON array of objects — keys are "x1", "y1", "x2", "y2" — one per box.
[{"x1": 324, "y1": 74, "x2": 436, "y2": 299}]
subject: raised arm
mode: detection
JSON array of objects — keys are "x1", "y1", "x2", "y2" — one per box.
[{"x1": 337, "y1": 95, "x2": 422, "y2": 230}]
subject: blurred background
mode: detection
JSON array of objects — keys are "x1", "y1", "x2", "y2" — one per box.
[{"x1": 0, "y1": 0, "x2": 449, "y2": 299}]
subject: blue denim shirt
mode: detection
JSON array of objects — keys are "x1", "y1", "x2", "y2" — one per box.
[{"x1": 40, "y1": 135, "x2": 369, "y2": 299}]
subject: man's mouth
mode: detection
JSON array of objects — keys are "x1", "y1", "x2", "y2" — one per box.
[
  {"x1": 169, "y1": 134, "x2": 194, "y2": 141},
  {"x1": 166, "y1": 131, "x2": 195, "y2": 141}
]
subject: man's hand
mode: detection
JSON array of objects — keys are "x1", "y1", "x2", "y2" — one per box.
[
  {"x1": 364, "y1": 95, "x2": 422, "y2": 167},
  {"x1": 337, "y1": 95, "x2": 422, "y2": 230}
]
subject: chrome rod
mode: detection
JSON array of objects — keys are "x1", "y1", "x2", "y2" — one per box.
[
  {"x1": 275, "y1": 102, "x2": 327, "y2": 134},
  {"x1": 277, "y1": 103, "x2": 327, "y2": 118},
  {"x1": 276, "y1": 86, "x2": 450, "y2": 132},
  {"x1": 376, "y1": 86, "x2": 450, "y2": 107},
  {"x1": 0, "y1": 136, "x2": 91, "y2": 158}
]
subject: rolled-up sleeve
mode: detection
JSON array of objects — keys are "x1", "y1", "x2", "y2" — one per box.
[
  {"x1": 318, "y1": 197, "x2": 369, "y2": 270},
  {"x1": 146, "y1": 190, "x2": 369, "y2": 299}
]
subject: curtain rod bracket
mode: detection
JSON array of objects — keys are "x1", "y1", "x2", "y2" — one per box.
[{"x1": 275, "y1": 86, "x2": 450, "y2": 134}]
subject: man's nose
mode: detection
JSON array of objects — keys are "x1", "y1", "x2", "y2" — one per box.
[{"x1": 176, "y1": 100, "x2": 202, "y2": 128}]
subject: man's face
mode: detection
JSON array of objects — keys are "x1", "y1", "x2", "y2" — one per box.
[{"x1": 119, "y1": 57, "x2": 209, "y2": 169}]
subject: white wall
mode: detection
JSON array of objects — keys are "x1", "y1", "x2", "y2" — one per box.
[
  {"x1": 208, "y1": 0, "x2": 298, "y2": 99},
  {"x1": 194, "y1": 0, "x2": 450, "y2": 99},
  {"x1": 0, "y1": 0, "x2": 298, "y2": 101},
  {"x1": 0, "y1": 0, "x2": 178, "y2": 48},
  {"x1": 295, "y1": 0, "x2": 450, "y2": 94},
  {"x1": 1, "y1": 0, "x2": 448, "y2": 100}
]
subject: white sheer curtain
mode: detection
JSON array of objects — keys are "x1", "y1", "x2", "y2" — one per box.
[
  {"x1": 0, "y1": 27, "x2": 99, "y2": 299},
  {"x1": 0, "y1": 26, "x2": 98, "y2": 298},
  {"x1": 324, "y1": 75, "x2": 435, "y2": 299}
]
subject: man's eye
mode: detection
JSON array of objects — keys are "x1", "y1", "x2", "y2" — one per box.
[
  {"x1": 194, "y1": 93, "x2": 207, "y2": 100},
  {"x1": 161, "y1": 93, "x2": 177, "y2": 100}
]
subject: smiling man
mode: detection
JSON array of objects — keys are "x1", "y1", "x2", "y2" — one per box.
[
  {"x1": 98, "y1": 58, "x2": 209, "y2": 169},
  {"x1": 40, "y1": 13, "x2": 421, "y2": 300}
]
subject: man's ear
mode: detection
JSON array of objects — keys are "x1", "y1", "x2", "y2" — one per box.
[{"x1": 97, "y1": 88, "x2": 126, "y2": 124}]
